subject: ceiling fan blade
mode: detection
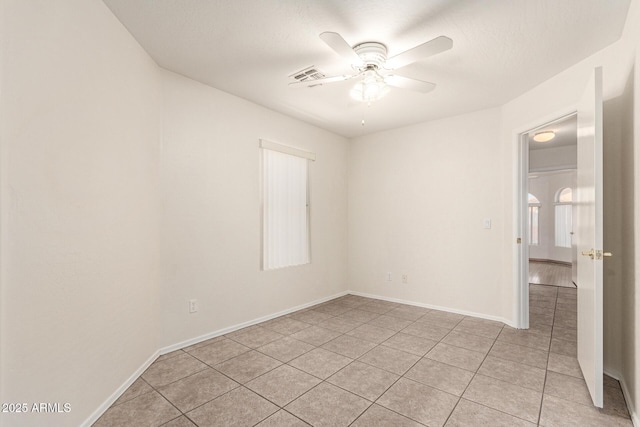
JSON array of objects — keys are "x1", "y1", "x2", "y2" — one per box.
[
  {"x1": 288, "y1": 74, "x2": 355, "y2": 87},
  {"x1": 319, "y1": 32, "x2": 364, "y2": 66},
  {"x1": 385, "y1": 75, "x2": 436, "y2": 93},
  {"x1": 385, "y1": 36, "x2": 453, "y2": 70}
]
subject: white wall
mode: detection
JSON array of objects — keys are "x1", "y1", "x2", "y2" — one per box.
[
  {"x1": 348, "y1": 108, "x2": 506, "y2": 321},
  {"x1": 159, "y1": 70, "x2": 349, "y2": 348},
  {"x1": 0, "y1": 1, "x2": 162, "y2": 427},
  {"x1": 528, "y1": 171, "x2": 576, "y2": 263},
  {"x1": 0, "y1": 3, "x2": 348, "y2": 425},
  {"x1": 530, "y1": 145, "x2": 578, "y2": 172}
]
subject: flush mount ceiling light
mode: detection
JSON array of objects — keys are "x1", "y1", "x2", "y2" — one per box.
[{"x1": 533, "y1": 130, "x2": 556, "y2": 143}]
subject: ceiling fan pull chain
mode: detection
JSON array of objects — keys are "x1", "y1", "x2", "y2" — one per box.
[{"x1": 361, "y1": 100, "x2": 373, "y2": 127}]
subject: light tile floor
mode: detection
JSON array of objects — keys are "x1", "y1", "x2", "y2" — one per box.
[{"x1": 94, "y1": 287, "x2": 632, "y2": 426}]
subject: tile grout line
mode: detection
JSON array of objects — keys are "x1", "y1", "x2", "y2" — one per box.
[
  {"x1": 179, "y1": 303, "x2": 362, "y2": 425},
  {"x1": 441, "y1": 320, "x2": 505, "y2": 426},
  {"x1": 347, "y1": 311, "x2": 466, "y2": 426},
  {"x1": 319, "y1": 306, "x2": 451, "y2": 425},
  {"x1": 246, "y1": 298, "x2": 385, "y2": 425},
  {"x1": 535, "y1": 287, "x2": 558, "y2": 426}
]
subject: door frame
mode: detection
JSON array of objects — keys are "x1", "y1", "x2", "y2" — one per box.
[{"x1": 513, "y1": 109, "x2": 577, "y2": 329}]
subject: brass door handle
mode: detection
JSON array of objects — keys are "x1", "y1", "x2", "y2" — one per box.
[
  {"x1": 581, "y1": 249, "x2": 595, "y2": 259},
  {"x1": 597, "y1": 250, "x2": 613, "y2": 260},
  {"x1": 581, "y1": 249, "x2": 613, "y2": 260}
]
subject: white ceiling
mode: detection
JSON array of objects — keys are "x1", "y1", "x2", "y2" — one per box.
[{"x1": 103, "y1": 0, "x2": 630, "y2": 138}]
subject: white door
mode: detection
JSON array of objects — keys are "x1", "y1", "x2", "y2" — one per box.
[{"x1": 576, "y1": 67, "x2": 605, "y2": 408}]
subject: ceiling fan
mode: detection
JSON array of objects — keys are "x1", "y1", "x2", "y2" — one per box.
[{"x1": 290, "y1": 32, "x2": 453, "y2": 102}]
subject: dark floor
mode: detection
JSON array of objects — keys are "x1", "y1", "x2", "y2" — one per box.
[{"x1": 94, "y1": 287, "x2": 632, "y2": 426}]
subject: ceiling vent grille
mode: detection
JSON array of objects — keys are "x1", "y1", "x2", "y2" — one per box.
[{"x1": 289, "y1": 66, "x2": 326, "y2": 82}]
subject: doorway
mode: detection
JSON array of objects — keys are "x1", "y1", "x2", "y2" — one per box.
[
  {"x1": 515, "y1": 68, "x2": 605, "y2": 407},
  {"x1": 527, "y1": 114, "x2": 578, "y2": 290},
  {"x1": 515, "y1": 112, "x2": 578, "y2": 329}
]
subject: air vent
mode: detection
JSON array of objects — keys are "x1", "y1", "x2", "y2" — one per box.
[{"x1": 289, "y1": 66, "x2": 326, "y2": 82}]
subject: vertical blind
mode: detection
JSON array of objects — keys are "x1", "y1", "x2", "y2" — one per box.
[
  {"x1": 555, "y1": 204, "x2": 572, "y2": 248},
  {"x1": 261, "y1": 140, "x2": 314, "y2": 270},
  {"x1": 529, "y1": 206, "x2": 539, "y2": 245}
]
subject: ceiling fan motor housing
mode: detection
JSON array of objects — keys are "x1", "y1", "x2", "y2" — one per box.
[{"x1": 353, "y1": 42, "x2": 387, "y2": 69}]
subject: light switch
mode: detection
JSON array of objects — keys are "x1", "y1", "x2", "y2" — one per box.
[{"x1": 483, "y1": 219, "x2": 492, "y2": 229}]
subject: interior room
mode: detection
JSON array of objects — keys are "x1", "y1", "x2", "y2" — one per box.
[
  {"x1": 528, "y1": 115, "x2": 578, "y2": 289},
  {"x1": 1, "y1": 1, "x2": 639, "y2": 426}
]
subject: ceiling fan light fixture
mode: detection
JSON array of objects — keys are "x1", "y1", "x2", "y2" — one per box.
[
  {"x1": 350, "y1": 69, "x2": 389, "y2": 102},
  {"x1": 533, "y1": 130, "x2": 556, "y2": 143}
]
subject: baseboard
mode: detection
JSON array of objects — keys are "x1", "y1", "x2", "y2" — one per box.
[
  {"x1": 83, "y1": 290, "x2": 349, "y2": 426},
  {"x1": 529, "y1": 258, "x2": 571, "y2": 266},
  {"x1": 347, "y1": 290, "x2": 514, "y2": 328},
  {"x1": 80, "y1": 349, "x2": 160, "y2": 427},
  {"x1": 82, "y1": 289, "x2": 516, "y2": 426},
  {"x1": 612, "y1": 370, "x2": 639, "y2": 427},
  {"x1": 159, "y1": 290, "x2": 349, "y2": 355}
]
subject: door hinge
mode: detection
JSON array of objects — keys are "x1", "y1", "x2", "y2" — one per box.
[{"x1": 516, "y1": 237, "x2": 522, "y2": 244}]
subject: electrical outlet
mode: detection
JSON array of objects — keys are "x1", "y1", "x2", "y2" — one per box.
[
  {"x1": 402, "y1": 274, "x2": 408, "y2": 284},
  {"x1": 386, "y1": 272, "x2": 392, "y2": 282},
  {"x1": 188, "y1": 299, "x2": 198, "y2": 313}
]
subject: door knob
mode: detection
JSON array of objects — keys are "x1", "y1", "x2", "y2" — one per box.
[{"x1": 581, "y1": 249, "x2": 595, "y2": 259}]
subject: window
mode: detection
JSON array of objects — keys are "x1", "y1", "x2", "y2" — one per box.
[
  {"x1": 557, "y1": 187, "x2": 572, "y2": 203},
  {"x1": 528, "y1": 193, "x2": 540, "y2": 245},
  {"x1": 260, "y1": 139, "x2": 315, "y2": 270},
  {"x1": 555, "y1": 187, "x2": 573, "y2": 248}
]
